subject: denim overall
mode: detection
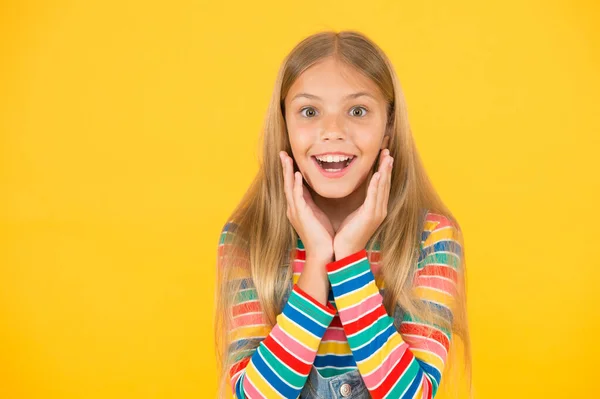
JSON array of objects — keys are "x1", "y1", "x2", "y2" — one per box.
[
  {"x1": 279, "y1": 278, "x2": 406, "y2": 399},
  {"x1": 281, "y1": 208, "x2": 427, "y2": 398}
]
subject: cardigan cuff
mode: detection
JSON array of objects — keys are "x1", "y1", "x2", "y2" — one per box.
[
  {"x1": 326, "y1": 249, "x2": 368, "y2": 273},
  {"x1": 292, "y1": 284, "x2": 337, "y2": 316}
]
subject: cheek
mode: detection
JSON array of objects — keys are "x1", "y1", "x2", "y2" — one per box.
[
  {"x1": 287, "y1": 126, "x2": 314, "y2": 152},
  {"x1": 352, "y1": 129, "x2": 384, "y2": 153}
]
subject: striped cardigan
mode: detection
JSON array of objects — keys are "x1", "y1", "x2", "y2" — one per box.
[{"x1": 219, "y1": 211, "x2": 463, "y2": 398}]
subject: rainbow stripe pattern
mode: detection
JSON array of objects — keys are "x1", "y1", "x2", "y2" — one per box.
[{"x1": 220, "y1": 212, "x2": 462, "y2": 398}]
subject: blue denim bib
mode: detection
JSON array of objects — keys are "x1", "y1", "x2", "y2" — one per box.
[
  {"x1": 299, "y1": 365, "x2": 371, "y2": 398},
  {"x1": 279, "y1": 279, "x2": 405, "y2": 399}
]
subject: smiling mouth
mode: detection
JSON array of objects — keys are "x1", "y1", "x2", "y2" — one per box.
[{"x1": 312, "y1": 156, "x2": 356, "y2": 172}]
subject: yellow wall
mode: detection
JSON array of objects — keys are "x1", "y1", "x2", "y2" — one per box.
[{"x1": 1, "y1": 0, "x2": 598, "y2": 398}]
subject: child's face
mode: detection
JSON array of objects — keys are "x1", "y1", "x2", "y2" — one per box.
[{"x1": 283, "y1": 56, "x2": 390, "y2": 199}]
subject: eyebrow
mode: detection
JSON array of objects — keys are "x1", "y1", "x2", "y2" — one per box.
[{"x1": 291, "y1": 92, "x2": 376, "y2": 102}]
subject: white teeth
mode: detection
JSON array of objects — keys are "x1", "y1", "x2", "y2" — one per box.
[{"x1": 315, "y1": 154, "x2": 353, "y2": 162}]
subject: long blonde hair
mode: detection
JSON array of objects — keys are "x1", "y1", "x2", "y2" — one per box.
[{"x1": 214, "y1": 30, "x2": 472, "y2": 398}]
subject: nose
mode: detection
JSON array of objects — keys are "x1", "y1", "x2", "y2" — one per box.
[{"x1": 320, "y1": 114, "x2": 346, "y2": 141}]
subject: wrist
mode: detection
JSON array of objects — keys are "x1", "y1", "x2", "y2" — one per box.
[
  {"x1": 305, "y1": 248, "x2": 334, "y2": 264},
  {"x1": 297, "y1": 265, "x2": 330, "y2": 305},
  {"x1": 303, "y1": 255, "x2": 331, "y2": 279},
  {"x1": 333, "y1": 236, "x2": 360, "y2": 260},
  {"x1": 333, "y1": 245, "x2": 363, "y2": 261}
]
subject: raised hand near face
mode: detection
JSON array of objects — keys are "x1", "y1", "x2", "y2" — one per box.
[
  {"x1": 280, "y1": 151, "x2": 335, "y2": 262},
  {"x1": 333, "y1": 148, "x2": 393, "y2": 260}
]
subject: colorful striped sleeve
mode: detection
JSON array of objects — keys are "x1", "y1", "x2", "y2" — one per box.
[
  {"x1": 220, "y1": 223, "x2": 337, "y2": 398},
  {"x1": 325, "y1": 217, "x2": 462, "y2": 399}
]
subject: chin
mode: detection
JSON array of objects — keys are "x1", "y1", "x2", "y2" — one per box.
[{"x1": 308, "y1": 181, "x2": 357, "y2": 199}]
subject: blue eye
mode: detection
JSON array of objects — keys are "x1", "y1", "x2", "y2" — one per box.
[
  {"x1": 300, "y1": 107, "x2": 318, "y2": 118},
  {"x1": 350, "y1": 106, "x2": 368, "y2": 117}
]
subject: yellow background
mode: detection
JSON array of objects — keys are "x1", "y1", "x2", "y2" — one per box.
[{"x1": 1, "y1": 0, "x2": 598, "y2": 398}]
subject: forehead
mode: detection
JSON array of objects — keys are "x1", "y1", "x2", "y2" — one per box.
[{"x1": 287, "y1": 57, "x2": 383, "y2": 102}]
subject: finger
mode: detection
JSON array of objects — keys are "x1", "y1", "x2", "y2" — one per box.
[
  {"x1": 378, "y1": 156, "x2": 392, "y2": 216},
  {"x1": 378, "y1": 149, "x2": 389, "y2": 175},
  {"x1": 364, "y1": 171, "x2": 380, "y2": 216},
  {"x1": 375, "y1": 150, "x2": 391, "y2": 209},
  {"x1": 378, "y1": 148, "x2": 389, "y2": 171},
  {"x1": 384, "y1": 157, "x2": 393, "y2": 210},
  {"x1": 376, "y1": 158, "x2": 387, "y2": 214},
  {"x1": 280, "y1": 152, "x2": 295, "y2": 213},
  {"x1": 302, "y1": 184, "x2": 316, "y2": 206},
  {"x1": 293, "y1": 171, "x2": 306, "y2": 210}
]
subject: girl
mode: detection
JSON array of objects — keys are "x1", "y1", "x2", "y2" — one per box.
[{"x1": 215, "y1": 30, "x2": 472, "y2": 399}]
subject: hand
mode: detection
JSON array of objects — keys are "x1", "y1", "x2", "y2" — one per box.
[
  {"x1": 333, "y1": 148, "x2": 393, "y2": 259},
  {"x1": 280, "y1": 151, "x2": 335, "y2": 262}
]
